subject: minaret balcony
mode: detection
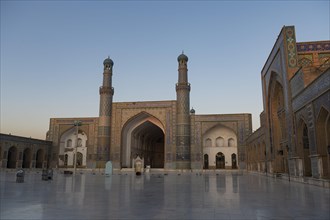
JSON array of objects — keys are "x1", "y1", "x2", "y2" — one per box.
[
  {"x1": 176, "y1": 83, "x2": 191, "y2": 91},
  {"x1": 99, "y1": 86, "x2": 114, "y2": 95}
]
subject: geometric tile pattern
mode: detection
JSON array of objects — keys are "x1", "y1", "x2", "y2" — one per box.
[
  {"x1": 175, "y1": 61, "x2": 191, "y2": 163},
  {"x1": 285, "y1": 27, "x2": 297, "y2": 68},
  {"x1": 297, "y1": 41, "x2": 330, "y2": 52}
]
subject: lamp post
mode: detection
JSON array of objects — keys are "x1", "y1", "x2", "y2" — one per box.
[{"x1": 73, "y1": 120, "x2": 82, "y2": 175}]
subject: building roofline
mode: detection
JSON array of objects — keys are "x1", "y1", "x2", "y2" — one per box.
[
  {"x1": 261, "y1": 26, "x2": 287, "y2": 74},
  {"x1": 0, "y1": 133, "x2": 52, "y2": 143}
]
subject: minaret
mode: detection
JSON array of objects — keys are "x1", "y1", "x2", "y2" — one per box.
[
  {"x1": 97, "y1": 57, "x2": 114, "y2": 167},
  {"x1": 176, "y1": 52, "x2": 191, "y2": 169}
]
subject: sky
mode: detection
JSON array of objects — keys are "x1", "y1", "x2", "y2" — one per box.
[{"x1": 1, "y1": 1, "x2": 329, "y2": 140}]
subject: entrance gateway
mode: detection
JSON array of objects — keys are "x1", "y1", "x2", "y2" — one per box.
[
  {"x1": 121, "y1": 112, "x2": 165, "y2": 168},
  {"x1": 45, "y1": 53, "x2": 251, "y2": 170}
]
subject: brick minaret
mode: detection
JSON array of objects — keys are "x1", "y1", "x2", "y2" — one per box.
[
  {"x1": 97, "y1": 57, "x2": 114, "y2": 168},
  {"x1": 176, "y1": 52, "x2": 191, "y2": 169}
]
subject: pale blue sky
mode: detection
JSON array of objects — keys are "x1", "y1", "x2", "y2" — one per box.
[{"x1": 1, "y1": 1, "x2": 329, "y2": 139}]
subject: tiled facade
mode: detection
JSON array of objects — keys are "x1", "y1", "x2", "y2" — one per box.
[
  {"x1": 3, "y1": 26, "x2": 326, "y2": 176},
  {"x1": 45, "y1": 54, "x2": 251, "y2": 170},
  {"x1": 0, "y1": 51, "x2": 252, "y2": 170},
  {"x1": 246, "y1": 26, "x2": 330, "y2": 180}
]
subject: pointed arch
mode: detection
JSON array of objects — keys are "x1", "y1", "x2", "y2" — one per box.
[
  {"x1": 231, "y1": 153, "x2": 237, "y2": 169},
  {"x1": 22, "y1": 148, "x2": 32, "y2": 168},
  {"x1": 316, "y1": 107, "x2": 330, "y2": 178},
  {"x1": 216, "y1": 137, "x2": 224, "y2": 147},
  {"x1": 205, "y1": 138, "x2": 212, "y2": 147},
  {"x1": 202, "y1": 123, "x2": 238, "y2": 170},
  {"x1": 268, "y1": 71, "x2": 287, "y2": 173},
  {"x1": 228, "y1": 138, "x2": 235, "y2": 147},
  {"x1": 216, "y1": 152, "x2": 225, "y2": 169},
  {"x1": 64, "y1": 154, "x2": 68, "y2": 166},
  {"x1": 66, "y1": 139, "x2": 72, "y2": 148},
  {"x1": 77, "y1": 152, "x2": 83, "y2": 166},
  {"x1": 7, "y1": 146, "x2": 17, "y2": 168},
  {"x1": 296, "y1": 118, "x2": 312, "y2": 176},
  {"x1": 121, "y1": 112, "x2": 165, "y2": 168},
  {"x1": 203, "y1": 123, "x2": 237, "y2": 137},
  {"x1": 203, "y1": 154, "x2": 209, "y2": 169},
  {"x1": 58, "y1": 127, "x2": 88, "y2": 167},
  {"x1": 36, "y1": 149, "x2": 44, "y2": 168}
]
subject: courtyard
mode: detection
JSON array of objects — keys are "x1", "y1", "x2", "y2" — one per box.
[{"x1": 0, "y1": 170, "x2": 329, "y2": 220}]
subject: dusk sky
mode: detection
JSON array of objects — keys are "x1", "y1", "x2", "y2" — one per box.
[{"x1": 1, "y1": 1, "x2": 329, "y2": 140}]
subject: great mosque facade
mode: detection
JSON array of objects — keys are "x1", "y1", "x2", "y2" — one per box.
[
  {"x1": 1, "y1": 26, "x2": 328, "y2": 182},
  {"x1": 45, "y1": 53, "x2": 252, "y2": 170}
]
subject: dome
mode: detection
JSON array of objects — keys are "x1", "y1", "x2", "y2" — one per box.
[
  {"x1": 103, "y1": 57, "x2": 114, "y2": 66},
  {"x1": 177, "y1": 53, "x2": 188, "y2": 62},
  {"x1": 190, "y1": 108, "x2": 195, "y2": 114}
]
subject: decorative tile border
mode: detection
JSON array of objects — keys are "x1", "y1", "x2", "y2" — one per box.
[
  {"x1": 286, "y1": 27, "x2": 297, "y2": 68},
  {"x1": 297, "y1": 42, "x2": 330, "y2": 52}
]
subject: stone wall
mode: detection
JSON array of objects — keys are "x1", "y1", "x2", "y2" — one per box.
[{"x1": 0, "y1": 133, "x2": 52, "y2": 169}]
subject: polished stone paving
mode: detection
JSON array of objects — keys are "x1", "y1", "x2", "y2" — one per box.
[{"x1": 0, "y1": 170, "x2": 329, "y2": 220}]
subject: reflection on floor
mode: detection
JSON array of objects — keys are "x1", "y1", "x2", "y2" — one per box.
[{"x1": 1, "y1": 170, "x2": 329, "y2": 220}]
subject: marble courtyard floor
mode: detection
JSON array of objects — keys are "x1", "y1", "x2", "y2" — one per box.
[{"x1": 0, "y1": 170, "x2": 329, "y2": 220}]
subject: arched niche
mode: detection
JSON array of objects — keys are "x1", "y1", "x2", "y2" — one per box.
[
  {"x1": 58, "y1": 127, "x2": 88, "y2": 167},
  {"x1": 121, "y1": 112, "x2": 165, "y2": 168},
  {"x1": 268, "y1": 71, "x2": 287, "y2": 173}
]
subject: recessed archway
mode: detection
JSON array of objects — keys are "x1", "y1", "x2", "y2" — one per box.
[
  {"x1": 121, "y1": 112, "x2": 165, "y2": 168},
  {"x1": 268, "y1": 74, "x2": 286, "y2": 173},
  {"x1": 7, "y1": 146, "x2": 17, "y2": 168},
  {"x1": 204, "y1": 154, "x2": 209, "y2": 169},
  {"x1": 232, "y1": 153, "x2": 237, "y2": 169},
  {"x1": 22, "y1": 148, "x2": 32, "y2": 168},
  {"x1": 77, "y1": 152, "x2": 83, "y2": 166},
  {"x1": 216, "y1": 152, "x2": 225, "y2": 169},
  {"x1": 202, "y1": 124, "x2": 238, "y2": 169},
  {"x1": 316, "y1": 107, "x2": 330, "y2": 178},
  {"x1": 58, "y1": 127, "x2": 88, "y2": 167},
  {"x1": 36, "y1": 149, "x2": 44, "y2": 168},
  {"x1": 297, "y1": 119, "x2": 312, "y2": 176}
]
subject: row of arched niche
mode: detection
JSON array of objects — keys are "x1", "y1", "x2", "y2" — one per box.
[
  {"x1": 55, "y1": 112, "x2": 240, "y2": 169},
  {"x1": 1, "y1": 146, "x2": 46, "y2": 169},
  {"x1": 204, "y1": 137, "x2": 236, "y2": 148},
  {"x1": 203, "y1": 152, "x2": 237, "y2": 169}
]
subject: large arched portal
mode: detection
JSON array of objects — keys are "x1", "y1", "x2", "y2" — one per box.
[
  {"x1": 268, "y1": 75, "x2": 287, "y2": 174},
  {"x1": 121, "y1": 113, "x2": 165, "y2": 168},
  {"x1": 202, "y1": 124, "x2": 238, "y2": 169},
  {"x1": 58, "y1": 127, "x2": 88, "y2": 168}
]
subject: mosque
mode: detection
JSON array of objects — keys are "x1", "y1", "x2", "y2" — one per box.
[
  {"x1": 46, "y1": 52, "x2": 251, "y2": 170},
  {"x1": 1, "y1": 26, "x2": 329, "y2": 182}
]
